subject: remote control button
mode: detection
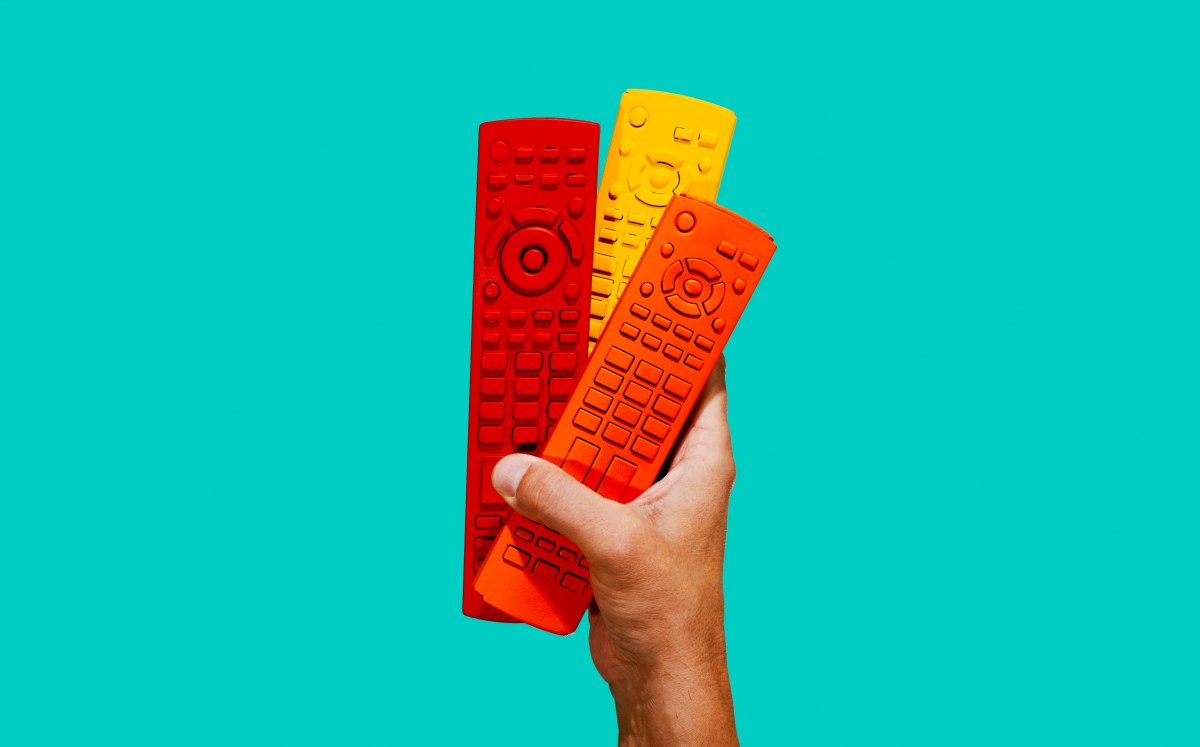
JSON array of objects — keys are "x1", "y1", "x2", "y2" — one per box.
[
  {"x1": 686, "y1": 258, "x2": 721, "y2": 280},
  {"x1": 702, "y1": 283, "x2": 725, "y2": 314},
  {"x1": 482, "y1": 333, "x2": 501, "y2": 347},
  {"x1": 628, "y1": 211, "x2": 646, "y2": 225},
  {"x1": 560, "y1": 310, "x2": 580, "y2": 322},
  {"x1": 665, "y1": 294, "x2": 701, "y2": 317},
  {"x1": 698, "y1": 157, "x2": 713, "y2": 174},
  {"x1": 661, "y1": 242, "x2": 675, "y2": 257},
  {"x1": 515, "y1": 377, "x2": 540, "y2": 398},
  {"x1": 631, "y1": 303, "x2": 650, "y2": 319},
  {"x1": 566, "y1": 173, "x2": 586, "y2": 186},
  {"x1": 635, "y1": 360, "x2": 663, "y2": 385},
  {"x1": 532, "y1": 559, "x2": 559, "y2": 580},
  {"x1": 631, "y1": 436, "x2": 659, "y2": 461},
  {"x1": 675, "y1": 211, "x2": 696, "y2": 232},
  {"x1": 479, "y1": 402, "x2": 505, "y2": 421},
  {"x1": 488, "y1": 139, "x2": 509, "y2": 161},
  {"x1": 478, "y1": 426, "x2": 503, "y2": 444},
  {"x1": 564, "y1": 282, "x2": 580, "y2": 301},
  {"x1": 674, "y1": 324, "x2": 693, "y2": 340},
  {"x1": 499, "y1": 225, "x2": 568, "y2": 296},
  {"x1": 508, "y1": 332, "x2": 526, "y2": 345},
  {"x1": 613, "y1": 402, "x2": 643, "y2": 427},
  {"x1": 568, "y1": 196, "x2": 585, "y2": 216},
  {"x1": 628, "y1": 106, "x2": 648, "y2": 127},
  {"x1": 549, "y1": 377, "x2": 574, "y2": 399},
  {"x1": 662, "y1": 260, "x2": 684, "y2": 292},
  {"x1": 712, "y1": 318, "x2": 727, "y2": 333},
  {"x1": 640, "y1": 282, "x2": 654, "y2": 296},
  {"x1": 540, "y1": 173, "x2": 559, "y2": 187},
  {"x1": 695, "y1": 335, "x2": 714, "y2": 351},
  {"x1": 562, "y1": 437, "x2": 600, "y2": 481},
  {"x1": 557, "y1": 547, "x2": 578, "y2": 562},
  {"x1": 595, "y1": 367, "x2": 623, "y2": 392},
  {"x1": 698, "y1": 131, "x2": 719, "y2": 148},
  {"x1": 474, "y1": 536, "x2": 495, "y2": 553},
  {"x1": 622, "y1": 232, "x2": 639, "y2": 246},
  {"x1": 663, "y1": 344, "x2": 682, "y2": 361},
  {"x1": 599, "y1": 227, "x2": 618, "y2": 243},
  {"x1": 567, "y1": 147, "x2": 586, "y2": 162},
  {"x1": 486, "y1": 197, "x2": 503, "y2": 216},
  {"x1": 620, "y1": 322, "x2": 639, "y2": 339},
  {"x1": 624, "y1": 381, "x2": 652, "y2": 406},
  {"x1": 547, "y1": 401, "x2": 566, "y2": 421},
  {"x1": 642, "y1": 416, "x2": 670, "y2": 440},
  {"x1": 513, "y1": 207, "x2": 559, "y2": 225},
  {"x1": 683, "y1": 278, "x2": 703, "y2": 297},
  {"x1": 559, "y1": 220, "x2": 585, "y2": 262},
  {"x1": 584, "y1": 387, "x2": 613, "y2": 413},
  {"x1": 533, "y1": 310, "x2": 553, "y2": 322},
  {"x1": 602, "y1": 422, "x2": 631, "y2": 447},
  {"x1": 608, "y1": 183, "x2": 621, "y2": 199},
  {"x1": 605, "y1": 347, "x2": 634, "y2": 371},
  {"x1": 475, "y1": 515, "x2": 503, "y2": 530},
  {"x1": 514, "y1": 173, "x2": 534, "y2": 184},
  {"x1": 673, "y1": 127, "x2": 694, "y2": 142},
  {"x1": 509, "y1": 310, "x2": 527, "y2": 324},
  {"x1": 561, "y1": 572, "x2": 588, "y2": 592},
  {"x1": 597, "y1": 456, "x2": 637, "y2": 499},
  {"x1": 481, "y1": 352, "x2": 506, "y2": 371},
  {"x1": 515, "y1": 146, "x2": 534, "y2": 161},
  {"x1": 559, "y1": 332, "x2": 579, "y2": 345},
  {"x1": 652, "y1": 314, "x2": 671, "y2": 329},
  {"x1": 618, "y1": 139, "x2": 632, "y2": 156},
  {"x1": 515, "y1": 527, "x2": 534, "y2": 542},
  {"x1": 536, "y1": 537, "x2": 556, "y2": 552},
  {"x1": 733, "y1": 278, "x2": 746, "y2": 294},
  {"x1": 542, "y1": 147, "x2": 560, "y2": 162},
  {"x1": 604, "y1": 207, "x2": 623, "y2": 221},
  {"x1": 480, "y1": 378, "x2": 505, "y2": 396},
  {"x1": 503, "y1": 545, "x2": 531, "y2": 569},
  {"x1": 590, "y1": 298, "x2": 607, "y2": 318},
  {"x1": 738, "y1": 252, "x2": 759, "y2": 270},
  {"x1": 573, "y1": 408, "x2": 601, "y2": 433},
  {"x1": 663, "y1": 375, "x2": 692, "y2": 400},
  {"x1": 513, "y1": 426, "x2": 538, "y2": 445},
  {"x1": 642, "y1": 333, "x2": 662, "y2": 350},
  {"x1": 483, "y1": 282, "x2": 500, "y2": 300},
  {"x1": 685, "y1": 354, "x2": 703, "y2": 370},
  {"x1": 515, "y1": 352, "x2": 542, "y2": 371},
  {"x1": 488, "y1": 173, "x2": 507, "y2": 189},
  {"x1": 483, "y1": 311, "x2": 502, "y2": 325},
  {"x1": 652, "y1": 395, "x2": 681, "y2": 420},
  {"x1": 717, "y1": 240, "x2": 737, "y2": 258},
  {"x1": 514, "y1": 402, "x2": 538, "y2": 422},
  {"x1": 550, "y1": 352, "x2": 577, "y2": 372}
]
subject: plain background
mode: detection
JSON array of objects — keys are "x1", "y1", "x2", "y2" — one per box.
[{"x1": 2, "y1": 2, "x2": 1197, "y2": 745}]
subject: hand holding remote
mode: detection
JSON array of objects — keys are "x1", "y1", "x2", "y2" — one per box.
[{"x1": 492, "y1": 357, "x2": 740, "y2": 746}]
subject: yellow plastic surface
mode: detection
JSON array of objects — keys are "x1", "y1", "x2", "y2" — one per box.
[{"x1": 588, "y1": 90, "x2": 736, "y2": 347}]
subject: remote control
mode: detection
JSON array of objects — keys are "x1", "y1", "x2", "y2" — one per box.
[
  {"x1": 474, "y1": 195, "x2": 775, "y2": 634},
  {"x1": 463, "y1": 118, "x2": 600, "y2": 622},
  {"x1": 588, "y1": 90, "x2": 736, "y2": 349}
]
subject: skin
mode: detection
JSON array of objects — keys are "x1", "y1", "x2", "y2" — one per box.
[{"x1": 492, "y1": 357, "x2": 739, "y2": 746}]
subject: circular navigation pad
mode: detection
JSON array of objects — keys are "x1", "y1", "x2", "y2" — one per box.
[
  {"x1": 660, "y1": 257, "x2": 726, "y2": 318},
  {"x1": 500, "y1": 225, "x2": 567, "y2": 296}
]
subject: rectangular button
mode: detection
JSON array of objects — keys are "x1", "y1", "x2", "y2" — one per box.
[
  {"x1": 717, "y1": 240, "x2": 737, "y2": 258},
  {"x1": 473, "y1": 536, "x2": 493, "y2": 552},
  {"x1": 602, "y1": 422, "x2": 631, "y2": 447},
  {"x1": 478, "y1": 426, "x2": 503, "y2": 444},
  {"x1": 514, "y1": 402, "x2": 538, "y2": 421},
  {"x1": 613, "y1": 402, "x2": 642, "y2": 427},
  {"x1": 674, "y1": 324, "x2": 693, "y2": 341},
  {"x1": 593, "y1": 276, "x2": 614, "y2": 297},
  {"x1": 604, "y1": 347, "x2": 634, "y2": 371},
  {"x1": 481, "y1": 352, "x2": 506, "y2": 371},
  {"x1": 663, "y1": 374, "x2": 692, "y2": 400},
  {"x1": 515, "y1": 146, "x2": 534, "y2": 161},
  {"x1": 532, "y1": 559, "x2": 559, "y2": 579},
  {"x1": 567, "y1": 147, "x2": 586, "y2": 161},
  {"x1": 560, "y1": 310, "x2": 580, "y2": 322},
  {"x1": 561, "y1": 572, "x2": 588, "y2": 592},
  {"x1": 480, "y1": 377, "x2": 505, "y2": 396},
  {"x1": 595, "y1": 367, "x2": 623, "y2": 392},
  {"x1": 482, "y1": 332, "x2": 501, "y2": 346},
  {"x1": 488, "y1": 173, "x2": 507, "y2": 188},
  {"x1": 557, "y1": 547, "x2": 578, "y2": 562},
  {"x1": 594, "y1": 253, "x2": 617, "y2": 275},
  {"x1": 559, "y1": 332, "x2": 579, "y2": 344},
  {"x1": 515, "y1": 352, "x2": 543, "y2": 371},
  {"x1": 503, "y1": 545, "x2": 531, "y2": 568},
  {"x1": 540, "y1": 173, "x2": 559, "y2": 187},
  {"x1": 561, "y1": 437, "x2": 600, "y2": 481},
  {"x1": 536, "y1": 537, "x2": 556, "y2": 552},
  {"x1": 631, "y1": 436, "x2": 659, "y2": 461},
  {"x1": 534, "y1": 331, "x2": 552, "y2": 345},
  {"x1": 508, "y1": 332, "x2": 527, "y2": 345},
  {"x1": 550, "y1": 352, "x2": 578, "y2": 372},
  {"x1": 483, "y1": 311, "x2": 502, "y2": 325},
  {"x1": 620, "y1": 322, "x2": 640, "y2": 339},
  {"x1": 695, "y1": 335, "x2": 714, "y2": 351},
  {"x1": 621, "y1": 232, "x2": 639, "y2": 246},
  {"x1": 548, "y1": 401, "x2": 566, "y2": 421},
  {"x1": 698, "y1": 131, "x2": 719, "y2": 148},
  {"x1": 738, "y1": 252, "x2": 759, "y2": 270},
  {"x1": 642, "y1": 416, "x2": 670, "y2": 440},
  {"x1": 475, "y1": 515, "x2": 503, "y2": 530},
  {"x1": 515, "y1": 377, "x2": 541, "y2": 397},
  {"x1": 635, "y1": 360, "x2": 663, "y2": 385},
  {"x1": 573, "y1": 408, "x2": 602, "y2": 433},
  {"x1": 533, "y1": 310, "x2": 554, "y2": 322},
  {"x1": 628, "y1": 211, "x2": 646, "y2": 225},
  {"x1": 509, "y1": 310, "x2": 528, "y2": 323},
  {"x1": 673, "y1": 126, "x2": 694, "y2": 142},
  {"x1": 590, "y1": 298, "x2": 608, "y2": 318},
  {"x1": 479, "y1": 402, "x2": 505, "y2": 420},
  {"x1": 549, "y1": 377, "x2": 574, "y2": 398},
  {"x1": 630, "y1": 304, "x2": 651, "y2": 319},
  {"x1": 584, "y1": 387, "x2": 613, "y2": 413},
  {"x1": 652, "y1": 396, "x2": 681, "y2": 420},
  {"x1": 541, "y1": 147, "x2": 559, "y2": 161},
  {"x1": 515, "y1": 526, "x2": 535, "y2": 542},
  {"x1": 624, "y1": 381, "x2": 652, "y2": 406},
  {"x1": 566, "y1": 173, "x2": 586, "y2": 186},
  {"x1": 663, "y1": 344, "x2": 682, "y2": 361},
  {"x1": 479, "y1": 455, "x2": 506, "y2": 505},
  {"x1": 597, "y1": 456, "x2": 637, "y2": 500},
  {"x1": 604, "y1": 207, "x2": 623, "y2": 221},
  {"x1": 513, "y1": 426, "x2": 538, "y2": 444},
  {"x1": 599, "y1": 227, "x2": 618, "y2": 243},
  {"x1": 642, "y1": 333, "x2": 662, "y2": 351},
  {"x1": 652, "y1": 314, "x2": 671, "y2": 329},
  {"x1": 684, "y1": 354, "x2": 703, "y2": 370}
]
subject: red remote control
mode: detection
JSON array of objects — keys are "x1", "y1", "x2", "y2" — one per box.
[
  {"x1": 473, "y1": 195, "x2": 776, "y2": 634},
  {"x1": 462, "y1": 118, "x2": 600, "y2": 622}
]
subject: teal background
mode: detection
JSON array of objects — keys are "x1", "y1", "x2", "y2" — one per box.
[{"x1": 2, "y1": 1, "x2": 1197, "y2": 745}]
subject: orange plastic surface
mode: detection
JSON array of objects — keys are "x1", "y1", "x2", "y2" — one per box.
[
  {"x1": 473, "y1": 195, "x2": 775, "y2": 634},
  {"x1": 463, "y1": 118, "x2": 599, "y2": 622}
]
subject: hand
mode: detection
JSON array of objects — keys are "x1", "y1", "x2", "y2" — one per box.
[{"x1": 492, "y1": 357, "x2": 739, "y2": 746}]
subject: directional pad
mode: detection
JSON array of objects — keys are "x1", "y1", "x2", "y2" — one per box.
[
  {"x1": 630, "y1": 150, "x2": 688, "y2": 208},
  {"x1": 500, "y1": 224, "x2": 568, "y2": 296},
  {"x1": 661, "y1": 258, "x2": 725, "y2": 318}
]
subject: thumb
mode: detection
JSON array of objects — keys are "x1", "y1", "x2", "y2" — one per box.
[{"x1": 492, "y1": 454, "x2": 635, "y2": 558}]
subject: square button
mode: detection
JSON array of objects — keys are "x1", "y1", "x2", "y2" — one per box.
[
  {"x1": 547, "y1": 401, "x2": 566, "y2": 421},
  {"x1": 663, "y1": 374, "x2": 692, "y2": 400},
  {"x1": 515, "y1": 377, "x2": 541, "y2": 398},
  {"x1": 631, "y1": 304, "x2": 651, "y2": 319},
  {"x1": 478, "y1": 426, "x2": 503, "y2": 444},
  {"x1": 652, "y1": 396, "x2": 681, "y2": 420},
  {"x1": 560, "y1": 572, "x2": 588, "y2": 592},
  {"x1": 480, "y1": 377, "x2": 505, "y2": 396},
  {"x1": 631, "y1": 437, "x2": 659, "y2": 461},
  {"x1": 503, "y1": 545, "x2": 531, "y2": 569},
  {"x1": 602, "y1": 422, "x2": 632, "y2": 447},
  {"x1": 584, "y1": 387, "x2": 614, "y2": 413},
  {"x1": 605, "y1": 347, "x2": 634, "y2": 371},
  {"x1": 515, "y1": 527, "x2": 535, "y2": 542},
  {"x1": 513, "y1": 426, "x2": 538, "y2": 444},
  {"x1": 532, "y1": 559, "x2": 560, "y2": 580},
  {"x1": 635, "y1": 360, "x2": 663, "y2": 385},
  {"x1": 613, "y1": 402, "x2": 642, "y2": 427},
  {"x1": 642, "y1": 333, "x2": 662, "y2": 351},
  {"x1": 536, "y1": 537, "x2": 556, "y2": 552},
  {"x1": 573, "y1": 408, "x2": 602, "y2": 433},
  {"x1": 550, "y1": 352, "x2": 578, "y2": 372},
  {"x1": 514, "y1": 402, "x2": 539, "y2": 421},
  {"x1": 664, "y1": 345, "x2": 683, "y2": 361},
  {"x1": 595, "y1": 367, "x2": 623, "y2": 392},
  {"x1": 549, "y1": 377, "x2": 574, "y2": 399},
  {"x1": 515, "y1": 352, "x2": 543, "y2": 371},
  {"x1": 480, "y1": 402, "x2": 505, "y2": 420},
  {"x1": 481, "y1": 352, "x2": 506, "y2": 371},
  {"x1": 685, "y1": 354, "x2": 703, "y2": 370},
  {"x1": 620, "y1": 322, "x2": 640, "y2": 339},
  {"x1": 643, "y1": 416, "x2": 670, "y2": 440}
]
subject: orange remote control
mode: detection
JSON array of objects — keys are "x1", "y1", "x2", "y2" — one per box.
[{"x1": 473, "y1": 195, "x2": 776, "y2": 634}]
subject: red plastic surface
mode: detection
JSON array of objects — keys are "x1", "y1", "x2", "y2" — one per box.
[
  {"x1": 473, "y1": 195, "x2": 776, "y2": 634},
  {"x1": 463, "y1": 118, "x2": 600, "y2": 622}
]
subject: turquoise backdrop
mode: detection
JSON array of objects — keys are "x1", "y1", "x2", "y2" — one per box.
[{"x1": 2, "y1": 2, "x2": 1197, "y2": 745}]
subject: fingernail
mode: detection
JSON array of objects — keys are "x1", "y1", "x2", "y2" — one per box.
[{"x1": 491, "y1": 455, "x2": 531, "y2": 505}]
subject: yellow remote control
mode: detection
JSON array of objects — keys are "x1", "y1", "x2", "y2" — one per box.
[{"x1": 588, "y1": 90, "x2": 736, "y2": 346}]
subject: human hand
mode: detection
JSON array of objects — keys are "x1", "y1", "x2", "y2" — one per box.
[{"x1": 491, "y1": 357, "x2": 739, "y2": 746}]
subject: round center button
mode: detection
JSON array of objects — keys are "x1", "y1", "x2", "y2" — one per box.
[
  {"x1": 683, "y1": 278, "x2": 704, "y2": 297},
  {"x1": 520, "y1": 245, "x2": 547, "y2": 272},
  {"x1": 499, "y1": 225, "x2": 568, "y2": 296},
  {"x1": 675, "y1": 211, "x2": 696, "y2": 232}
]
